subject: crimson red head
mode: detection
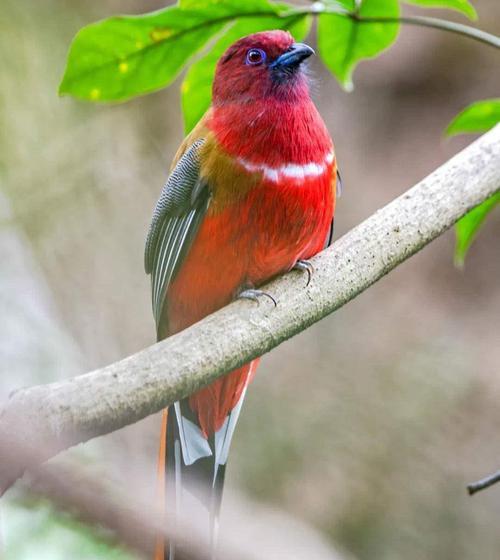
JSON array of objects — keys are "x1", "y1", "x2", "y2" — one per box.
[{"x1": 213, "y1": 30, "x2": 314, "y2": 106}]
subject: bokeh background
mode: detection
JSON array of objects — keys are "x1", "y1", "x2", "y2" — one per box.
[{"x1": 1, "y1": 0, "x2": 499, "y2": 558}]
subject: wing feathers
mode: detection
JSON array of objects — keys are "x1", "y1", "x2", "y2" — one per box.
[{"x1": 145, "y1": 139, "x2": 210, "y2": 329}]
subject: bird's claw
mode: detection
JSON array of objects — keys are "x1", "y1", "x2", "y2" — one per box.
[
  {"x1": 238, "y1": 289, "x2": 277, "y2": 307},
  {"x1": 293, "y1": 259, "x2": 314, "y2": 286}
]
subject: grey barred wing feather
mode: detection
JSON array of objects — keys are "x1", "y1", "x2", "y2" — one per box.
[{"x1": 145, "y1": 139, "x2": 210, "y2": 330}]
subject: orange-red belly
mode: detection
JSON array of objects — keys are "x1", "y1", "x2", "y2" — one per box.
[{"x1": 166, "y1": 171, "x2": 335, "y2": 435}]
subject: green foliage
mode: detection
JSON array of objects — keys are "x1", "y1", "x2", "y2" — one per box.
[
  {"x1": 181, "y1": 11, "x2": 311, "y2": 133},
  {"x1": 59, "y1": 0, "x2": 283, "y2": 102},
  {"x1": 318, "y1": 0, "x2": 400, "y2": 90},
  {"x1": 404, "y1": 0, "x2": 477, "y2": 20},
  {"x1": 447, "y1": 98, "x2": 500, "y2": 136},
  {"x1": 447, "y1": 99, "x2": 500, "y2": 265},
  {"x1": 3, "y1": 500, "x2": 134, "y2": 560},
  {"x1": 454, "y1": 193, "x2": 500, "y2": 267},
  {"x1": 59, "y1": 0, "x2": 499, "y2": 113}
]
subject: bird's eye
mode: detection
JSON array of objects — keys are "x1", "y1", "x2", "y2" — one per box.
[{"x1": 245, "y1": 48, "x2": 266, "y2": 66}]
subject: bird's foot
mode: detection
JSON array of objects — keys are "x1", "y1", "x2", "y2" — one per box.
[
  {"x1": 238, "y1": 289, "x2": 277, "y2": 307},
  {"x1": 293, "y1": 259, "x2": 314, "y2": 286}
]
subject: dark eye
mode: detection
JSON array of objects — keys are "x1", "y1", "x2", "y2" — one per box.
[{"x1": 245, "y1": 48, "x2": 266, "y2": 66}]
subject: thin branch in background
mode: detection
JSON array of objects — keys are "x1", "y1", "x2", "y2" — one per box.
[
  {"x1": 2, "y1": 430, "x2": 346, "y2": 560},
  {"x1": 467, "y1": 470, "x2": 500, "y2": 495},
  {"x1": 2, "y1": 437, "x2": 234, "y2": 560},
  {"x1": 26, "y1": 461, "x2": 213, "y2": 560},
  {"x1": 283, "y1": 4, "x2": 500, "y2": 50},
  {"x1": 353, "y1": 14, "x2": 500, "y2": 49}
]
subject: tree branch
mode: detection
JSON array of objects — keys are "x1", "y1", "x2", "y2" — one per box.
[
  {"x1": 353, "y1": 14, "x2": 500, "y2": 50},
  {"x1": 284, "y1": 5, "x2": 500, "y2": 50},
  {"x1": 467, "y1": 469, "x2": 500, "y2": 495},
  {"x1": 1, "y1": 126, "x2": 499, "y2": 494}
]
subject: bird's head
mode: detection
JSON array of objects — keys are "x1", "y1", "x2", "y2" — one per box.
[{"x1": 212, "y1": 30, "x2": 314, "y2": 105}]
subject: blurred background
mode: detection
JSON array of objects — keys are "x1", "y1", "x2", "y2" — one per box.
[{"x1": 1, "y1": 0, "x2": 499, "y2": 558}]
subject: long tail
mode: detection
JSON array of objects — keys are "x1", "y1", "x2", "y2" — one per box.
[{"x1": 155, "y1": 362, "x2": 257, "y2": 560}]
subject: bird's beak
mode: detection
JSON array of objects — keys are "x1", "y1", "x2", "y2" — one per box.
[{"x1": 271, "y1": 43, "x2": 315, "y2": 70}]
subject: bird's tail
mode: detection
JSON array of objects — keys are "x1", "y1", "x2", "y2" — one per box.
[{"x1": 155, "y1": 361, "x2": 258, "y2": 560}]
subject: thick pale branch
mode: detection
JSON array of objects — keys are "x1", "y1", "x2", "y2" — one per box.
[{"x1": 1, "y1": 126, "x2": 499, "y2": 492}]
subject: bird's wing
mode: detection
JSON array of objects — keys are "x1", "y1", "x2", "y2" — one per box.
[{"x1": 145, "y1": 138, "x2": 210, "y2": 331}]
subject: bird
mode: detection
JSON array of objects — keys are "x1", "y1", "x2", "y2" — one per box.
[{"x1": 145, "y1": 30, "x2": 338, "y2": 560}]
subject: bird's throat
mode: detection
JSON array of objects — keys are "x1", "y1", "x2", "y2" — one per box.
[{"x1": 209, "y1": 97, "x2": 332, "y2": 168}]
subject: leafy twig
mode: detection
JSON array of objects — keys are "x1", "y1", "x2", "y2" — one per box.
[
  {"x1": 352, "y1": 14, "x2": 500, "y2": 49},
  {"x1": 283, "y1": 5, "x2": 500, "y2": 50}
]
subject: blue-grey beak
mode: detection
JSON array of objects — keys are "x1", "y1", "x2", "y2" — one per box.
[{"x1": 271, "y1": 43, "x2": 315, "y2": 70}]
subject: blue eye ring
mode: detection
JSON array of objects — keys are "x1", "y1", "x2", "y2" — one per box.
[{"x1": 246, "y1": 48, "x2": 266, "y2": 66}]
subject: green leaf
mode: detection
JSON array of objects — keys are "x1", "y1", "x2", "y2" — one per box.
[
  {"x1": 403, "y1": 0, "x2": 477, "y2": 21},
  {"x1": 181, "y1": 12, "x2": 311, "y2": 133},
  {"x1": 446, "y1": 98, "x2": 500, "y2": 136},
  {"x1": 179, "y1": 0, "x2": 280, "y2": 11},
  {"x1": 318, "y1": 0, "x2": 400, "y2": 90},
  {"x1": 59, "y1": 1, "x2": 282, "y2": 102},
  {"x1": 448, "y1": 99, "x2": 500, "y2": 264},
  {"x1": 455, "y1": 193, "x2": 500, "y2": 266}
]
